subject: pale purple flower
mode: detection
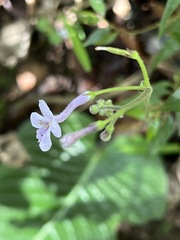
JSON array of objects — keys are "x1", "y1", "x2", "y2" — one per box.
[
  {"x1": 30, "y1": 100, "x2": 61, "y2": 152},
  {"x1": 60, "y1": 123, "x2": 97, "y2": 148},
  {"x1": 54, "y1": 91, "x2": 92, "y2": 123},
  {"x1": 30, "y1": 91, "x2": 93, "y2": 151}
]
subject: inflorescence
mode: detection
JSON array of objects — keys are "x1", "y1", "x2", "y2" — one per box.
[{"x1": 30, "y1": 47, "x2": 152, "y2": 151}]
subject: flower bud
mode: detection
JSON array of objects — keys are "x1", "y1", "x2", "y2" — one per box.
[
  {"x1": 89, "y1": 104, "x2": 99, "y2": 115},
  {"x1": 60, "y1": 123, "x2": 97, "y2": 148}
]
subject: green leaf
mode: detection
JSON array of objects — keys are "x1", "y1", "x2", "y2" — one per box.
[
  {"x1": 78, "y1": 11, "x2": 99, "y2": 26},
  {"x1": 147, "y1": 116, "x2": 174, "y2": 155},
  {"x1": 150, "y1": 38, "x2": 180, "y2": 72},
  {"x1": 165, "y1": 18, "x2": 180, "y2": 43},
  {"x1": 159, "y1": 0, "x2": 180, "y2": 36},
  {"x1": 84, "y1": 28, "x2": 117, "y2": 47},
  {"x1": 1, "y1": 112, "x2": 167, "y2": 240},
  {"x1": 89, "y1": 0, "x2": 106, "y2": 17},
  {"x1": 163, "y1": 87, "x2": 180, "y2": 112},
  {"x1": 150, "y1": 81, "x2": 171, "y2": 105},
  {"x1": 65, "y1": 22, "x2": 92, "y2": 72},
  {"x1": 0, "y1": 166, "x2": 54, "y2": 239},
  {"x1": 0, "y1": 112, "x2": 96, "y2": 239},
  {"x1": 34, "y1": 216, "x2": 115, "y2": 240},
  {"x1": 0, "y1": 206, "x2": 38, "y2": 240},
  {"x1": 33, "y1": 139, "x2": 167, "y2": 239},
  {"x1": 19, "y1": 112, "x2": 96, "y2": 198}
]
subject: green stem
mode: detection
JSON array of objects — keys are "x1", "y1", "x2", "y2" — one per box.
[
  {"x1": 96, "y1": 47, "x2": 151, "y2": 88},
  {"x1": 114, "y1": 87, "x2": 152, "y2": 118},
  {"x1": 99, "y1": 105, "x2": 121, "y2": 111},
  {"x1": 132, "y1": 52, "x2": 150, "y2": 87},
  {"x1": 96, "y1": 87, "x2": 152, "y2": 130},
  {"x1": 92, "y1": 85, "x2": 146, "y2": 97}
]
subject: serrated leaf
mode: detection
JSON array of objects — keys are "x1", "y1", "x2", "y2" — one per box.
[
  {"x1": 1, "y1": 112, "x2": 167, "y2": 240},
  {"x1": 33, "y1": 136, "x2": 167, "y2": 239},
  {"x1": 0, "y1": 112, "x2": 96, "y2": 239},
  {"x1": 163, "y1": 87, "x2": 180, "y2": 112},
  {"x1": 84, "y1": 28, "x2": 117, "y2": 47},
  {"x1": 34, "y1": 216, "x2": 114, "y2": 240},
  {"x1": 159, "y1": 0, "x2": 180, "y2": 36},
  {"x1": 89, "y1": 0, "x2": 106, "y2": 17}
]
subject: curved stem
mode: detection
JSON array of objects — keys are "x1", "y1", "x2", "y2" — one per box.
[
  {"x1": 93, "y1": 85, "x2": 146, "y2": 97},
  {"x1": 96, "y1": 87, "x2": 152, "y2": 131},
  {"x1": 132, "y1": 52, "x2": 150, "y2": 87},
  {"x1": 96, "y1": 47, "x2": 151, "y2": 88},
  {"x1": 114, "y1": 87, "x2": 152, "y2": 118}
]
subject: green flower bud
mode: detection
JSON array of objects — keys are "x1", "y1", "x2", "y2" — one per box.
[
  {"x1": 100, "y1": 130, "x2": 112, "y2": 142},
  {"x1": 89, "y1": 104, "x2": 99, "y2": 115}
]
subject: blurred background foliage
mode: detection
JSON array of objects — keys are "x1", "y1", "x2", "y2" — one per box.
[{"x1": 0, "y1": 0, "x2": 180, "y2": 239}]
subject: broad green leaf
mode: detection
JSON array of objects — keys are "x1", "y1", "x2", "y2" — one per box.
[
  {"x1": 159, "y1": 0, "x2": 180, "y2": 36},
  {"x1": 33, "y1": 138, "x2": 167, "y2": 239},
  {"x1": 89, "y1": 0, "x2": 106, "y2": 17},
  {"x1": 0, "y1": 112, "x2": 96, "y2": 239},
  {"x1": 0, "y1": 166, "x2": 55, "y2": 239},
  {"x1": 163, "y1": 87, "x2": 180, "y2": 112},
  {"x1": 33, "y1": 132, "x2": 167, "y2": 239},
  {"x1": 1, "y1": 112, "x2": 167, "y2": 240},
  {"x1": 34, "y1": 217, "x2": 114, "y2": 240},
  {"x1": 0, "y1": 206, "x2": 38, "y2": 240},
  {"x1": 150, "y1": 38, "x2": 180, "y2": 72},
  {"x1": 18, "y1": 112, "x2": 96, "y2": 198},
  {"x1": 65, "y1": 22, "x2": 92, "y2": 72},
  {"x1": 78, "y1": 11, "x2": 99, "y2": 26},
  {"x1": 84, "y1": 28, "x2": 117, "y2": 46}
]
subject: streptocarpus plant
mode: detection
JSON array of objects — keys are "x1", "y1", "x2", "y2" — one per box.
[{"x1": 30, "y1": 47, "x2": 152, "y2": 151}]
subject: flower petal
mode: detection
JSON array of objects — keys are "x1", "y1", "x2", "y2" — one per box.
[
  {"x1": 60, "y1": 133, "x2": 77, "y2": 148},
  {"x1": 30, "y1": 112, "x2": 45, "y2": 128},
  {"x1": 39, "y1": 100, "x2": 53, "y2": 120},
  {"x1": 60, "y1": 123, "x2": 97, "y2": 148},
  {"x1": 55, "y1": 92, "x2": 91, "y2": 123},
  {"x1": 51, "y1": 120, "x2": 61, "y2": 138},
  {"x1": 39, "y1": 129, "x2": 52, "y2": 151}
]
